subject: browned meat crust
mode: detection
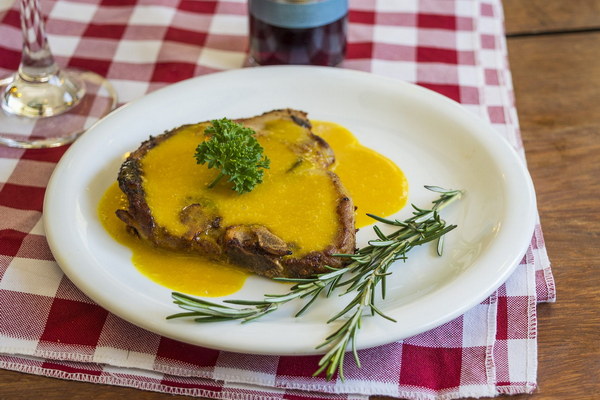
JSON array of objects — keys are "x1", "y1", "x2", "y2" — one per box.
[{"x1": 116, "y1": 109, "x2": 356, "y2": 278}]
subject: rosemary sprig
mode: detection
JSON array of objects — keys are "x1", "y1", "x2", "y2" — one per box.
[{"x1": 167, "y1": 186, "x2": 463, "y2": 380}]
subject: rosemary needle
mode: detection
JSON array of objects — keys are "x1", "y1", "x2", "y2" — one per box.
[{"x1": 167, "y1": 186, "x2": 463, "y2": 381}]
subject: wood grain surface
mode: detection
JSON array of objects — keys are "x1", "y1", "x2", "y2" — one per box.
[
  {"x1": 503, "y1": 0, "x2": 600, "y2": 34},
  {"x1": 497, "y1": 30, "x2": 600, "y2": 399},
  {"x1": 1, "y1": 1, "x2": 599, "y2": 399}
]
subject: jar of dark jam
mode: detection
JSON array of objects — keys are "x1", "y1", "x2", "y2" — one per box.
[{"x1": 248, "y1": 0, "x2": 348, "y2": 66}]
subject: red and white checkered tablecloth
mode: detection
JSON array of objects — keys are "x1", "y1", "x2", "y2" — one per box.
[{"x1": 0, "y1": 1, "x2": 555, "y2": 399}]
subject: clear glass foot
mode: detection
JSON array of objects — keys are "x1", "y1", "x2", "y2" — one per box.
[
  {"x1": 2, "y1": 68, "x2": 84, "y2": 118},
  {"x1": 0, "y1": 69, "x2": 118, "y2": 148}
]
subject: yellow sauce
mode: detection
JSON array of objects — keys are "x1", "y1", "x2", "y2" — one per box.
[
  {"x1": 142, "y1": 120, "x2": 339, "y2": 255},
  {"x1": 312, "y1": 121, "x2": 408, "y2": 227},
  {"x1": 98, "y1": 119, "x2": 408, "y2": 297},
  {"x1": 99, "y1": 182, "x2": 250, "y2": 296}
]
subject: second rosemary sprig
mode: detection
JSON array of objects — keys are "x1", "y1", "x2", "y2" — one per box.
[
  {"x1": 312, "y1": 186, "x2": 461, "y2": 379},
  {"x1": 167, "y1": 186, "x2": 463, "y2": 380}
]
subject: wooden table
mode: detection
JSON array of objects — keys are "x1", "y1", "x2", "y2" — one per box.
[
  {"x1": 500, "y1": 1, "x2": 600, "y2": 398},
  {"x1": 1, "y1": 0, "x2": 599, "y2": 398}
]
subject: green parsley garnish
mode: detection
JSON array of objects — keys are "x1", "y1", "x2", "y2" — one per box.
[{"x1": 194, "y1": 118, "x2": 270, "y2": 194}]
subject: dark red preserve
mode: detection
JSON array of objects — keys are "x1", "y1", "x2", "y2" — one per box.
[{"x1": 248, "y1": 0, "x2": 348, "y2": 66}]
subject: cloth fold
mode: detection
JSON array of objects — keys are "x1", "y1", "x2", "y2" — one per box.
[{"x1": 0, "y1": 0, "x2": 554, "y2": 399}]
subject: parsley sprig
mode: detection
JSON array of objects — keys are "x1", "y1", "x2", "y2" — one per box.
[
  {"x1": 167, "y1": 186, "x2": 463, "y2": 380},
  {"x1": 195, "y1": 118, "x2": 270, "y2": 194}
]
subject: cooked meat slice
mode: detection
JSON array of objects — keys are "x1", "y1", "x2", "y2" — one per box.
[{"x1": 116, "y1": 109, "x2": 355, "y2": 278}]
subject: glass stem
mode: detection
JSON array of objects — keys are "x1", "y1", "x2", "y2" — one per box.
[{"x1": 18, "y1": 0, "x2": 59, "y2": 83}]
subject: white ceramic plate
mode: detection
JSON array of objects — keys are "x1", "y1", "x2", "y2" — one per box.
[{"x1": 44, "y1": 66, "x2": 536, "y2": 355}]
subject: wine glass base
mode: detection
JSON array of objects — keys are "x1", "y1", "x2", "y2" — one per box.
[
  {"x1": 0, "y1": 69, "x2": 118, "y2": 149},
  {"x1": 2, "y1": 69, "x2": 85, "y2": 118}
]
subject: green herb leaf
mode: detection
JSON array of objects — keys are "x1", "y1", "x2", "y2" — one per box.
[{"x1": 194, "y1": 118, "x2": 270, "y2": 194}]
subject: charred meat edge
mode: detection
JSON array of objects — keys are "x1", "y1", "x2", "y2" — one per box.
[{"x1": 116, "y1": 109, "x2": 356, "y2": 278}]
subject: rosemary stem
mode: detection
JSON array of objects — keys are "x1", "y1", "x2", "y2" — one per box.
[{"x1": 167, "y1": 186, "x2": 463, "y2": 382}]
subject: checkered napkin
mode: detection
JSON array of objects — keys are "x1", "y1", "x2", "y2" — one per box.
[{"x1": 0, "y1": 0, "x2": 555, "y2": 399}]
